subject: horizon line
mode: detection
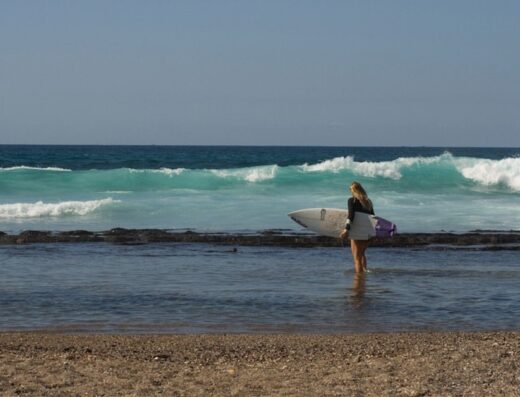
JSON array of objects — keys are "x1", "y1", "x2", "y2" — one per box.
[{"x1": 1, "y1": 144, "x2": 519, "y2": 149}]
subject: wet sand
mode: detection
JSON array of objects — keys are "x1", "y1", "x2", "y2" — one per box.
[{"x1": 1, "y1": 331, "x2": 519, "y2": 396}]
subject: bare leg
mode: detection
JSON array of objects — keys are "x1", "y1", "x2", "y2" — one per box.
[
  {"x1": 350, "y1": 240, "x2": 364, "y2": 273},
  {"x1": 360, "y1": 240, "x2": 369, "y2": 272}
]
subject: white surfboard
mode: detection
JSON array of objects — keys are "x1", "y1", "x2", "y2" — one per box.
[{"x1": 288, "y1": 208, "x2": 381, "y2": 239}]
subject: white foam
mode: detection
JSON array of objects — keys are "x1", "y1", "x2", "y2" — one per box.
[
  {"x1": 128, "y1": 168, "x2": 185, "y2": 176},
  {"x1": 154, "y1": 167, "x2": 186, "y2": 176},
  {"x1": 300, "y1": 156, "x2": 357, "y2": 173},
  {"x1": 300, "y1": 154, "x2": 448, "y2": 179},
  {"x1": 0, "y1": 198, "x2": 120, "y2": 219},
  {"x1": 301, "y1": 153, "x2": 520, "y2": 191},
  {"x1": 0, "y1": 166, "x2": 71, "y2": 172},
  {"x1": 455, "y1": 157, "x2": 520, "y2": 191},
  {"x1": 211, "y1": 165, "x2": 278, "y2": 182}
]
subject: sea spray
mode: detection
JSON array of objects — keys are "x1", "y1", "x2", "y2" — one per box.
[
  {"x1": 454, "y1": 157, "x2": 520, "y2": 191},
  {"x1": 300, "y1": 153, "x2": 451, "y2": 179},
  {"x1": 0, "y1": 198, "x2": 119, "y2": 219},
  {"x1": 211, "y1": 165, "x2": 279, "y2": 182}
]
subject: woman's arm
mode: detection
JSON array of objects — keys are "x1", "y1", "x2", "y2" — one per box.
[{"x1": 345, "y1": 198, "x2": 355, "y2": 230}]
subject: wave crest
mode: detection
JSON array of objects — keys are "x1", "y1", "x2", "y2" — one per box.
[
  {"x1": 455, "y1": 157, "x2": 520, "y2": 191},
  {"x1": 1, "y1": 155, "x2": 519, "y2": 192},
  {"x1": 300, "y1": 153, "x2": 520, "y2": 191},
  {"x1": 155, "y1": 167, "x2": 186, "y2": 176},
  {"x1": 0, "y1": 166, "x2": 71, "y2": 172},
  {"x1": 300, "y1": 154, "x2": 448, "y2": 179},
  {"x1": 0, "y1": 198, "x2": 119, "y2": 219},
  {"x1": 128, "y1": 167, "x2": 185, "y2": 176},
  {"x1": 211, "y1": 165, "x2": 278, "y2": 182}
]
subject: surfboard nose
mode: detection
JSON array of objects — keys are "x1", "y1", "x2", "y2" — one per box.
[
  {"x1": 288, "y1": 210, "x2": 309, "y2": 228},
  {"x1": 289, "y1": 217, "x2": 307, "y2": 228}
]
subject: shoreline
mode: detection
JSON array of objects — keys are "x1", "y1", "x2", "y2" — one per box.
[
  {"x1": 1, "y1": 331, "x2": 519, "y2": 396},
  {"x1": 1, "y1": 228, "x2": 520, "y2": 249}
]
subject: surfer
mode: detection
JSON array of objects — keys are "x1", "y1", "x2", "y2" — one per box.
[{"x1": 339, "y1": 181, "x2": 374, "y2": 273}]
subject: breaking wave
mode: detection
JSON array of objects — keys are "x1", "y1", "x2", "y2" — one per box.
[
  {"x1": 455, "y1": 157, "x2": 520, "y2": 191},
  {"x1": 0, "y1": 198, "x2": 119, "y2": 219},
  {"x1": 300, "y1": 153, "x2": 520, "y2": 191},
  {"x1": 0, "y1": 154, "x2": 519, "y2": 192},
  {"x1": 129, "y1": 167, "x2": 186, "y2": 176},
  {"x1": 0, "y1": 166, "x2": 71, "y2": 172},
  {"x1": 300, "y1": 153, "x2": 453, "y2": 179},
  {"x1": 211, "y1": 165, "x2": 279, "y2": 182}
]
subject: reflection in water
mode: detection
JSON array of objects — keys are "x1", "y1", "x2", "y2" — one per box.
[{"x1": 349, "y1": 273, "x2": 367, "y2": 309}]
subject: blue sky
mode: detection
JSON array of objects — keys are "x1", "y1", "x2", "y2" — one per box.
[{"x1": 1, "y1": 1, "x2": 519, "y2": 146}]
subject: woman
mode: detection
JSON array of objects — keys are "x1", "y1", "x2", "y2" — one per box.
[{"x1": 339, "y1": 181, "x2": 374, "y2": 273}]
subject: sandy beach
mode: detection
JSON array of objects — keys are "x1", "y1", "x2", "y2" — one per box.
[{"x1": 1, "y1": 331, "x2": 519, "y2": 396}]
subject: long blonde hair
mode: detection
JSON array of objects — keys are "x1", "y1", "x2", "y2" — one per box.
[{"x1": 350, "y1": 181, "x2": 373, "y2": 212}]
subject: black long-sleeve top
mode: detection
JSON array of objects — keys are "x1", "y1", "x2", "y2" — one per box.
[{"x1": 345, "y1": 197, "x2": 374, "y2": 230}]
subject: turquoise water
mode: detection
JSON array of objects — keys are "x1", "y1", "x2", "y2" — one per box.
[{"x1": 1, "y1": 146, "x2": 519, "y2": 232}]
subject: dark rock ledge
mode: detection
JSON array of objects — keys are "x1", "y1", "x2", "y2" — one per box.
[{"x1": 1, "y1": 228, "x2": 520, "y2": 250}]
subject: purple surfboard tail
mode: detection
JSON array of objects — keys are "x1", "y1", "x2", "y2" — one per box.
[{"x1": 373, "y1": 216, "x2": 397, "y2": 238}]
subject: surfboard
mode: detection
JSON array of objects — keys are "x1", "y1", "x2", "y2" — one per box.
[{"x1": 288, "y1": 208, "x2": 396, "y2": 239}]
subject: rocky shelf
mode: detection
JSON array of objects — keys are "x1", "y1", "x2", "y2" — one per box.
[{"x1": 1, "y1": 228, "x2": 520, "y2": 250}]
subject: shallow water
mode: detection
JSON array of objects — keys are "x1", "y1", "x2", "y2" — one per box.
[{"x1": 1, "y1": 243, "x2": 519, "y2": 333}]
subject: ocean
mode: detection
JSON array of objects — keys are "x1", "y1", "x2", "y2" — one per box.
[
  {"x1": 1, "y1": 145, "x2": 519, "y2": 233},
  {"x1": 1, "y1": 145, "x2": 520, "y2": 333}
]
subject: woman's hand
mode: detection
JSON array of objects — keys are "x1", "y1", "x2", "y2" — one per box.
[{"x1": 339, "y1": 229, "x2": 349, "y2": 240}]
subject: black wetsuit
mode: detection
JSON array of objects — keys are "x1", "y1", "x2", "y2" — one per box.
[{"x1": 345, "y1": 197, "x2": 374, "y2": 230}]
